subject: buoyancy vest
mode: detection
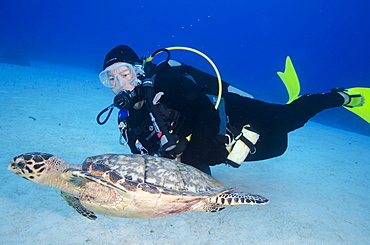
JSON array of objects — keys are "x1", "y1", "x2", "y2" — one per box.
[{"x1": 118, "y1": 61, "x2": 259, "y2": 167}]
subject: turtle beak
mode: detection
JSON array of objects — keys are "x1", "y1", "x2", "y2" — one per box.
[{"x1": 8, "y1": 158, "x2": 24, "y2": 174}]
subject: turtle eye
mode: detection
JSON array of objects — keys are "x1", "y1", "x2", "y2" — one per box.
[{"x1": 14, "y1": 160, "x2": 26, "y2": 169}]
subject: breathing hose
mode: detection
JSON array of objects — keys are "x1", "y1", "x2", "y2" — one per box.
[{"x1": 146, "y1": 46, "x2": 223, "y2": 110}]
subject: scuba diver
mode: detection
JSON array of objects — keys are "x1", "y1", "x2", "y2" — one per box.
[{"x1": 97, "y1": 45, "x2": 369, "y2": 175}]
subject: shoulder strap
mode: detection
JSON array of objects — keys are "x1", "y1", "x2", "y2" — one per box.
[{"x1": 206, "y1": 94, "x2": 227, "y2": 136}]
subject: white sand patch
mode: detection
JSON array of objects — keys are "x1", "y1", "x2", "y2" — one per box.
[{"x1": 1, "y1": 63, "x2": 369, "y2": 244}]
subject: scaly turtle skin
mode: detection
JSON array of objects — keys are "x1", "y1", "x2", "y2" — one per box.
[{"x1": 8, "y1": 152, "x2": 269, "y2": 219}]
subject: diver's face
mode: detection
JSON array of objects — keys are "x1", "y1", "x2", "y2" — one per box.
[{"x1": 107, "y1": 62, "x2": 136, "y2": 94}]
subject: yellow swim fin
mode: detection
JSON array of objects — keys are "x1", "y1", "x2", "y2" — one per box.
[
  {"x1": 277, "y1": 56, "x2": 301, "y2": 104},
  {"x1": 343, "y1": 87, "x2": 370, "y2": 123}
]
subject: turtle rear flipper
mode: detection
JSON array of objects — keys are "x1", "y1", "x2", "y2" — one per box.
[
  {"x1": 210, "y1": 191, "x2": 269, "y2": 205},
  {"x1": 195, "y1": 203, "x2": 226, "y2": 212},
  {"x1": 61, "y1": 191, "x2": 97, "y2": 220}
]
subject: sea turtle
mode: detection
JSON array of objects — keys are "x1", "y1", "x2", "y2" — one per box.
[{"x1": 8, "y1": 152, "x2": 269, "y2": 219}]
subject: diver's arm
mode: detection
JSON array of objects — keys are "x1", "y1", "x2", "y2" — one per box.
[{"x1": 155, "y1": 71, "x2": 220, "y2": 164}]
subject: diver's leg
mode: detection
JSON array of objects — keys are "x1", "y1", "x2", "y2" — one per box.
[
  {"x1": 281, "y1": 91, "x2": 344, "y2": 132},
  {"x1": 180, "y1": 155, "x2": 212, "y2": 175},
  {"x1": 224, "y1": 91, "x2": 344, "y2": 161},
  {"x1": 244, "y1": 133, "x2": 288, "y2": 161},
  {"x1": 225, "y1": 91, "x2": 345, "y2": 134}
]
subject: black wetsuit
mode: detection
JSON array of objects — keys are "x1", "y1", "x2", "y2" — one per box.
[{"x1": 123, "y1": 65, "x2": 345, "y2": 175}]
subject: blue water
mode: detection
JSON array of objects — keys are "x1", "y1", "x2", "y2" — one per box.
[{"x1": 1, "y1": 0, "x2": 369, "y2": 135}]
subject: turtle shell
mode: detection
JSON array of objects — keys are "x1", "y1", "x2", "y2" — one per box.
[{"x1": 81, "y1": 154, "x2": 225, "y2": 195}]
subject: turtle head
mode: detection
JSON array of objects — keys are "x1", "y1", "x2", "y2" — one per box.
[{"x1": 8, "y1": 152, "x2": 68, "y2": 186}]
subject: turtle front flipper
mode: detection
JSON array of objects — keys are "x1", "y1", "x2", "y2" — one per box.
[
  {"x1": 61, "y1": 191, "x2": 97, "y2": 220},
  {"x1": 61, "y1": 168, "x2": 127, "y2": 193}
]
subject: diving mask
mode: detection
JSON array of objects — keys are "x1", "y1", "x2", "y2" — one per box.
[{"x1": 99, "y1": 62, "x2": 141, "y2": 89}]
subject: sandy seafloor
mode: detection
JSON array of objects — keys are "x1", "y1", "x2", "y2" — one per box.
[{"x1": 0, "y1": 62, "x2": 369, "y2": 245}]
